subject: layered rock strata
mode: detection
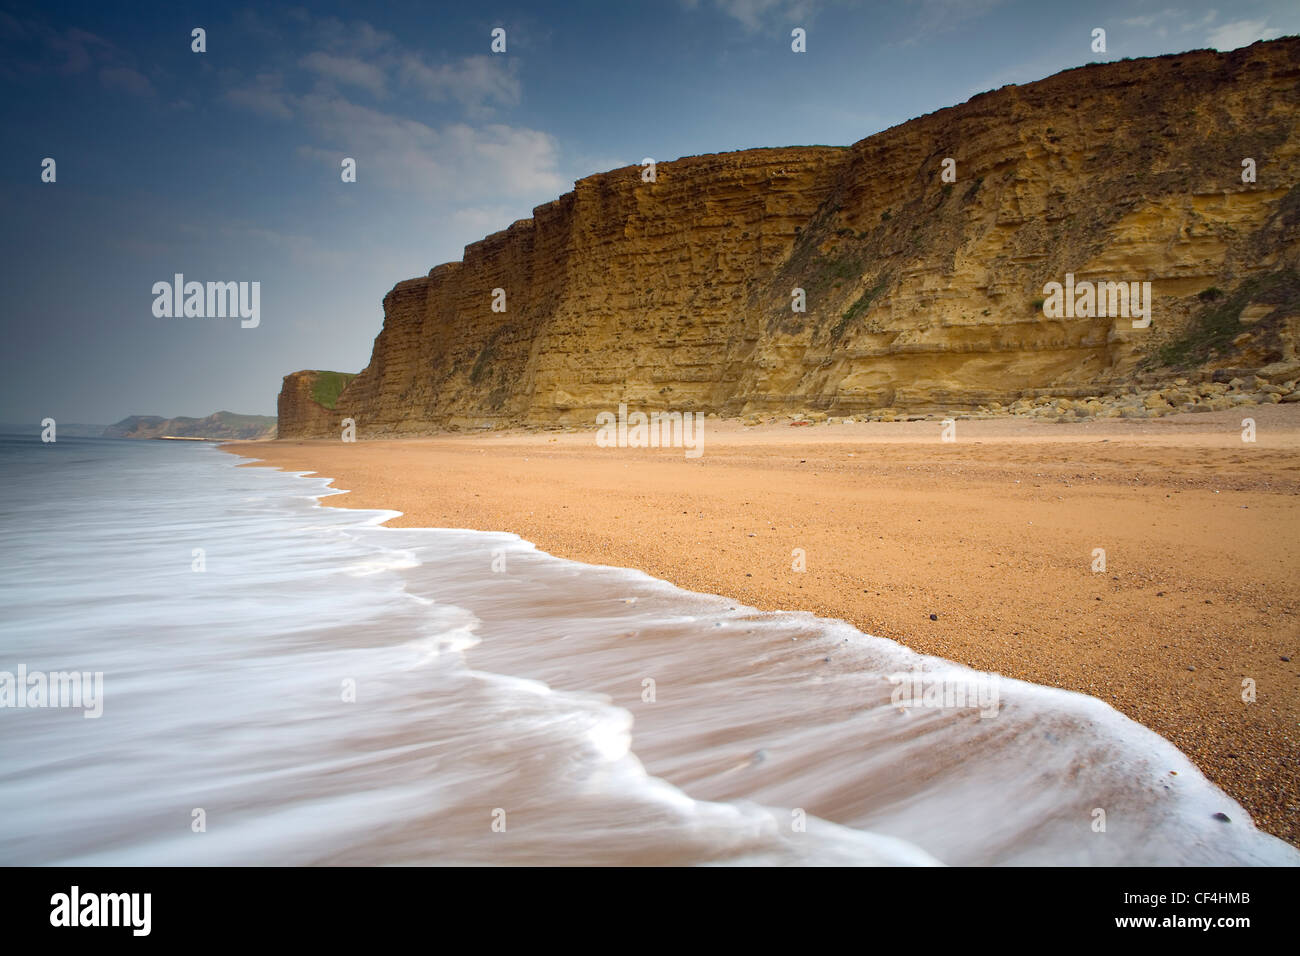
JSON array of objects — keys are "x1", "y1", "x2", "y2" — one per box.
[{"x1": 280, "y1": 39, "x2": 1300, "y2": 436}]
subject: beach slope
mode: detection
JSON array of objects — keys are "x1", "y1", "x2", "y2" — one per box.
[{"x1": 225, "y1": 405, "x2": 1300, "y2": 846}]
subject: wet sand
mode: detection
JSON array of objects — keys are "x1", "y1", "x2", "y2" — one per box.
[{"x1": 225, "y1": 403, "x2": 1300, "y2": 847}]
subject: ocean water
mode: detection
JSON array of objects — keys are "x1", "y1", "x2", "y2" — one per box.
[{"x1": 0, "y1": 435, "x2": 1295, "y2": 866}]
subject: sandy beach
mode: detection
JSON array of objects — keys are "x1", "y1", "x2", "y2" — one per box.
[{"x1": 225, "y1": 403, "x2": 1300, "y2": 847}]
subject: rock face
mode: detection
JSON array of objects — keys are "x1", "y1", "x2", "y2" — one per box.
[
  {"x1": 279, "y1": 39, "x2": 1300, "y2": 437},
  {"x1": 276, "y1": 370, "x2": 355, "y2": 439}
]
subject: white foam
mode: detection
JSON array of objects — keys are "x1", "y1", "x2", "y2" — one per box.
[{"x1": 0, "y1": 436, "x2": 1294, "y2": 866}]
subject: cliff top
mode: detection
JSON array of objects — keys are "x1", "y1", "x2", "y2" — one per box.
[{"x1": 401, "y1": 37, "x2": 1299, "y2": 296}]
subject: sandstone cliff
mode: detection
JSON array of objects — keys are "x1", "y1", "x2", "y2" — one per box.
[
  {"x1": 280, "y1": 39, "x2": 1300, "y2": 436},
  {"x1": 276, "y1": 370, "x2": 355, "y2": 439}
]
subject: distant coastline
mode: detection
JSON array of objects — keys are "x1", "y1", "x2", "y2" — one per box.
[
  {"x1": 104, "y1": 411, "x2": 276, "y2": 441},
  {"x1": 1, "y1": 411, "x2": 277, "y2": 441}
]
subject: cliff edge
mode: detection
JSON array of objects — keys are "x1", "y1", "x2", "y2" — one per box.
[{"x1": 280, "y1": 39, "x2": 1300, "y2": 437}]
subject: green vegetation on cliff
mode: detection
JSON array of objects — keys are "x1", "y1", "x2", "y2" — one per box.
[
  {"x1": 1147, "y1": 269, "x2": 1300, "y2": 370},
  {"x1": 310, "y1": 371, "x2": 357, "y2": 410}
]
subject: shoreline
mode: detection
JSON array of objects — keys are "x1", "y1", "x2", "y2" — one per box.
[{"x1": 224, "y1": 405, "x2": 1300, "y2": 848}]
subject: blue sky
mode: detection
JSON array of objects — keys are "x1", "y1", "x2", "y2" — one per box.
[{"x1": 1, "y1": 0, "x2": 1297, "y2": 424}]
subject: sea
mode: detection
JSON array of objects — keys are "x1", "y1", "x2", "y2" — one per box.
[{"x1": 1, "y1": 435, "x2": 1295, "y2": 865}]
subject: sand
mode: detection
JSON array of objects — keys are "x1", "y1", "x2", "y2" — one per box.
[{"x1": 224, "y1": 403, "x2": 1300, "y2": 847}]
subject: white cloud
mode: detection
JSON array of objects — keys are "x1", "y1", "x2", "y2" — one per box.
[
  {"x1": 236, "y1": 225, "x2": 358, "y2": 271},
  {"x1": 0, "y1": 17, "x2": 156, "y2": 89},
  {"x1": 295, "y1": 95, "x2": 565, "y2": 200},
  {"x1": 224, "y1": 73, "x2": 293, "y2": 119},
  {"x1": 679, "y1": 0, "x2": 823, "y2": 32},
  {"x1": 227, "y1": 15, "x2": 521, "y2": 118},
  {"x1": 706, "y1": 0, "x2": 823, "y2": 32},
  {"x1": 300, "y1": 51, "x2": 387, "y2": 97},
  {"x1": 233, "y1": 9, "x2": 282, "y2": 44},
  {"x1": 399, "y1": 54, "x2": 520, "y2": 112},
  {"x1": 221, "y1": 15, "x2": 562, "y2": 209},
  {"x1": 47, "y1": 26, "x2": 112, "y2": 74},
  {"x1": 449, "y1": 206, "x2": 526, "y2": 236},
  {"x1": 99, "y1": 65, "x2": 153, "y2": 97},
  {"x1": 900, "y1": 0, "x2": 1006, "y2": 45},
  {"x1": 311, "y1": 16, "x2": 395, "y2": 56},
  {"x1": 718, "y1": 0, "x2": 787, "y2": 31},
  {"x1": 570, "y1": 154, "x2": 634, "y2": 178},
  {"x1": 1206, "y1": 19, "x2": 1282, "y2": 50},
  {"x1": 1120, "y1": 8, "x2": 1184, "y2": 29}
]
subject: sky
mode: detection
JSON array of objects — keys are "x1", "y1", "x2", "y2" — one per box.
[{"x1": 1, "y1": 0, "x2": 1297, "y2": 424}]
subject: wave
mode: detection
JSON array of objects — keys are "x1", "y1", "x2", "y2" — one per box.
[{"x1": 0, "y1": 437, "x2": 1294, "y2": 865}]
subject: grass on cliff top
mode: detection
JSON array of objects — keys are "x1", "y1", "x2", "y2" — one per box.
[
  {"x1": 311, "y1": 371, "x2": 357, "y2": 410},
  {"x1": 1149, "y1": 269, "x2": 1298, "y2": 369}
]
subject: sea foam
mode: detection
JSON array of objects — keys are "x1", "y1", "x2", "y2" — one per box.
[{"x1": 0, "y1": 435, "x2": 1294, "y2": 866}]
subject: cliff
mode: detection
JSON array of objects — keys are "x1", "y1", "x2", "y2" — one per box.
[
  {"x1": 105, "y1": 412, "x2": 277, "y2": 441},
  {"x1": 276, "y1": 370, "x2": 356, "y2": 439},
  {"x1": 280, "y1": 38, "x2": 1300, "y2": 437}
]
